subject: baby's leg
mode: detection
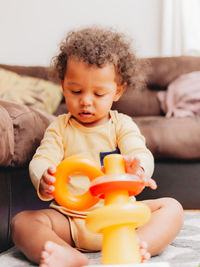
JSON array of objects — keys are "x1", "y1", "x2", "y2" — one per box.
[
  {"x1": 11, "y1": 209, "x2": 88, "y2": 266},
  {"x1": 136, "y1": 197, "x2": 184, "y2": 257}
]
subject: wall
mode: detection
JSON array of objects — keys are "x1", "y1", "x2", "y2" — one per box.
[{"x1": 0, "y1": 0, "x2": 162, "y2": 66}]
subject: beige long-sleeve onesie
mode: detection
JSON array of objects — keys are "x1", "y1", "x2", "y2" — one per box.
[{"x1": 29, "y1": 110, "x2": 154, "y2": 251}]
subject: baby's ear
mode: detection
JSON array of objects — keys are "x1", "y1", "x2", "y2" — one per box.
[{"x1": 114, "y1": 83, "x2": 126, "y2": 101}]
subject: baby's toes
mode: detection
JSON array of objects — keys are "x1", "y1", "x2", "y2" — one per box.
[
  {"x1": 40, "y1": 250, "x2": 50, "y2": 261},
  {"x1": 139, "y1": 241, "x2": 151, "y2": 262},
  {"x1": 141, "y1": 251, "x2": 151, "y2": 262}
]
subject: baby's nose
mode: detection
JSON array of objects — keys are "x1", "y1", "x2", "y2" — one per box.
[{"x1": 80, "y1": 94, "x2": 92, "y2": 106}]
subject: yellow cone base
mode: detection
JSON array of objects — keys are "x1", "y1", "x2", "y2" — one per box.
[
  {"x1": 86, "y1": 263, "x2": 170, "y2": 267},
  {"x1": 101, "y1": 224, "x2": 140, "y2": 265}
]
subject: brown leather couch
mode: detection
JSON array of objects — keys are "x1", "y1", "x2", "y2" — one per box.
[{"x1": 1, "y1": 56, "x2": 200, "y2": 253}]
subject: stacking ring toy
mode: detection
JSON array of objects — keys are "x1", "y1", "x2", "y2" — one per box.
[
  {"x1": 53, "y1": 154, "x2": 152, "y2": 265},
  {"x1": 53, "y1": 156, "x2": 104, "y2": 211},
  {"x1": 86, "y1": 154, "x2": 151, "y2": 264}
]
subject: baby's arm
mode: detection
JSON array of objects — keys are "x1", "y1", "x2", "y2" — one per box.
[
  {"x1": 39, "y1": 166, "x2": 56, "y2": 200},
  {"x1": 29, "y1": 115, "x2": 68, "y2": 200},
  {"x1": 123, "y1": 155, "x2": 157, "y2": 190}
]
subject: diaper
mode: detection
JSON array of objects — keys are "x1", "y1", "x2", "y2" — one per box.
[{"x1": 68, "y1": 216, "x2": 103, "y2": 252}]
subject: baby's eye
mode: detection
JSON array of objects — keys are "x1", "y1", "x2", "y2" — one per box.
[
  {"x1": 72, "y1": 90, "x2": 81, "y2": 94},
  {"x1": 95, "y1": 92, "x2": 104, "y2": 97}
]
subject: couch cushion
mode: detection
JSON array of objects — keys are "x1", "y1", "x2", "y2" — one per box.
[
  {"x1": 112, "y1": 87, "x2": 161, "y2": 116},
  {"x1": 134, "y1": 116, "x2": 200, "y2": 160},
  {"x1": 0, "y1": 68, "x2": 62, "y2": 114},
  {"x1": 0, "y1": 100, "x2": 55, "y2": 167}
]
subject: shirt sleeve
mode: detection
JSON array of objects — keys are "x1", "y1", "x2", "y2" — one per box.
[
  {"x1": 116, "y1": 113, "x2": 154, "y2": 178},
  {"x1": 29, "y1": 115, "x2": 67, "y2": 200}
]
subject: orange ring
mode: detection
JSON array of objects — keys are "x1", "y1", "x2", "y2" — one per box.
[{"x1": 53, "y1": 156, "x2": 104, "y2": 211}]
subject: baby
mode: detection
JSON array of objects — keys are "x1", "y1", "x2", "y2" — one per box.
[{"x1": 11, "y1": 26, "x2": 183, "y2": 267}]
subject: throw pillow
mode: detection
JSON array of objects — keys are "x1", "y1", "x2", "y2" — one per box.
[
  {"x1": 0, "y1": 68, "x2": 62, "y2": 114},
  {"x1": 157, "y1": 71, "x2": 200, "y2": 117}
]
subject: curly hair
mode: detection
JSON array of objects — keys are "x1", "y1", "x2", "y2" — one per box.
[{"x1": 52, "y1": 26, "x2": 148, "y2": 90}]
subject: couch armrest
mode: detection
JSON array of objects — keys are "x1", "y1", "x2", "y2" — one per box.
[{"x1": 0, "y1": 168, "x2": 12, "y2": 252}]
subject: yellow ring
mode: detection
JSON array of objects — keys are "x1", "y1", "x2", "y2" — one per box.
[{"x1": 86, "y1": 202, "x2": 151, "y2": 233}]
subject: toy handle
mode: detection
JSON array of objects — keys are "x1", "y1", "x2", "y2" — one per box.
[{"x1": 52, "y1": 156, "x2": 104, "y2": 211}]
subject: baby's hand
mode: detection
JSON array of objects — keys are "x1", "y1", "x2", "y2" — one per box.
[
  {"x1": 123, "y1": 156, "x2": 157, "y2": 190},
  {"x1": 39, "y1": 166, "x2": 56, "y2": 199}
]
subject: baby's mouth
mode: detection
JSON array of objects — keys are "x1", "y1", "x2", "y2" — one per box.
[{"x1": 79, "y1": 111, "x2": 94, "y2": 118}]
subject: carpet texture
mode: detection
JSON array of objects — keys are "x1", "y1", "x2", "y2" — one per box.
[{"x1": 0, "y1": 212, "x2": 199, "y2": 267}]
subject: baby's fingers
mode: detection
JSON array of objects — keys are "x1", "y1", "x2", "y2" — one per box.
[
  {"x1": 148, "y1": 178, "x2": 157, "y2": 189},
  {"x1": 41, "y1": 180, "x2": 55, "y2": 193},
  {"x1": 124, "y1": 156, "x2": 140, "y2": 174},
  {"x1": 39, "y1": 166, "x2": 56, "y2": 198},
  {"x1": 144, "y1": 177, "x2": 157, "y2": 190},
  {"x1": 43, "y1": 168, "x2": 56, "y2": 185},
  {"x1": 47, "y1": 166, "x2": 56, "y2": 175},
  {"x1": 39, "y1": 179, "x2": 55, "y2": 198}
]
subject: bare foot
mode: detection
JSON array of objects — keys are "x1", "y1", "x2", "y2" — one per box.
[
  {"x1": 39, "y1": 241, "x2": 89, "y2": 267},
  {"x1": 138, "y1": 240, "x2": 151, "y2": 262}
]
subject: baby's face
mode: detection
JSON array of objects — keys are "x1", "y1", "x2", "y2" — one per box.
[{"x1": 61, "y1": 58, "x2": 124, "y2": 127}]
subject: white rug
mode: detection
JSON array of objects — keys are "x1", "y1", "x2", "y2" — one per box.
[{"x1": 0, "y1": 212, "x2": 200, "y2": 267}]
